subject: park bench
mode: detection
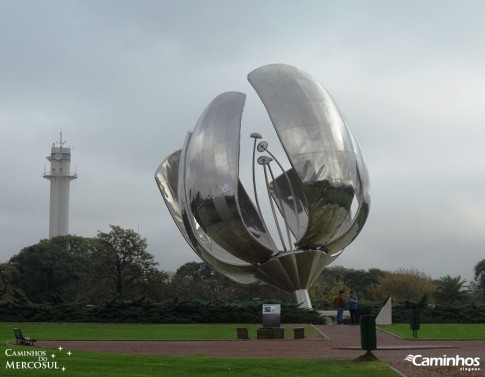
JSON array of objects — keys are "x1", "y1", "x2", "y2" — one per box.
[{"x1": 12, "y1": 328, "x2": 36, "y2": 346}]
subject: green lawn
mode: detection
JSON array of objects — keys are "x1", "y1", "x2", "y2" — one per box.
[
  {"x1": 1, "y1": 323, "x2": 400, "y2": 377},
  {"x1": 379, "y1": 323, "x2": 485, "y2": 340},
  {"x1": 3, "y1": 322, "x2": 320, "y2": 340},
  {"x1": 2, "y1": 348, "x2": 399, "y2": 377}
]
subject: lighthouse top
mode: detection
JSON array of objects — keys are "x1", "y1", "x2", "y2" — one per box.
[{"x1": 44, "y1": 132, "x2": 77, "y2": 178}]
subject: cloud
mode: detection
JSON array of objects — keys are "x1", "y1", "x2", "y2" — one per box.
[{"x1": 1, "y1": 0, "x2": 484, "y2": 284}]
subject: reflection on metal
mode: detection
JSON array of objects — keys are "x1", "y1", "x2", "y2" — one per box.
[{"x1": 155, "y1": 64, "x2": 370, "y2": 309}]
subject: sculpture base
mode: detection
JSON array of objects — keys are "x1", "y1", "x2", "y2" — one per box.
[
  {"x1": 257, "y1": 327, "x2": 285, "y2": 339},
  {"x1": 255, "y1": 250, "x2": 331, "y2": 306},
  {"x1": 293, "y1": 289, "x2": 312, "y2": 309}
]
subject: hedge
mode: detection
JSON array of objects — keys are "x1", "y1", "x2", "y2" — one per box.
[
  {"x1": 0, "y1": 299, "x2": 325, "y2": 324},
  {"x1": 2, "y1": 300, "x2": 483, "y2": 324},
  {"x1": 356, "y1": 302, "x2": 485, "y2": 324}
]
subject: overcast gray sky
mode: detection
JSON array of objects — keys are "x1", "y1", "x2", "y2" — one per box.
[{"x1": 1, "y1": 0, "x2": 484, "y2": 283}]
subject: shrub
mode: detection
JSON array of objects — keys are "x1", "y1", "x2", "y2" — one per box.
[{"x1": 0, "y1": 300, "x2": 325, "y2": 324}]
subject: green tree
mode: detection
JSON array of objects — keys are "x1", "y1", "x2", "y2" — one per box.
[
  {"x1": 175, "y1": 261, "x2": 214, "y2": 280},
  {"x1": 93, "y1": 225, "x2": 159, "y2": 299},
  {"x1": 0, "y1": 263, "x2": 23, "y2": 301},
  {"x1": 434, "y1": 275, "x2": 469, "y2": 303},
  {"x1": 48, "y1": 235, "x2": 98, "y2": 256},
  {"x1": 368, "y1": 268, "x2": 437, "y2": 303},
  {"x1": 168, "y1": 261, "x2": 290, "y2": 302},
  {"x1": 308, "y1": 266, "x2": 384, "y2": 308},
  {"x1": 475, "y1": 259, "x2": 485, "y2": 289},
  {"x1": 342, "y1": 268, "x2": 384, "y2": 297},
  {"x1": 141, "y1": 269, "x2": 172, "y2": 301},
  {"x1": 9, "y1": 236, "x2": 94, "y2": 303},
  {"x1": 475, "y1": 259, "x2": 485, "y2": 294}
]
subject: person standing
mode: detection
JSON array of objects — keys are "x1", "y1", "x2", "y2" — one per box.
[
  {"x1": 347, "y1": 290, "x2": 359, "y2": 325},
  {"x1": 333, "y1": 290, "x2": 346, "y2": 325}
]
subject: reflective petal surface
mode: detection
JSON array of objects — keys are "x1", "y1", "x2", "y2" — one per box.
[
  {"x1": 155, "y1": 64, "x2": 370, "y2": 308},
  {"x1": 248, "y1": 64, "x2": 370, "y2": 251}
]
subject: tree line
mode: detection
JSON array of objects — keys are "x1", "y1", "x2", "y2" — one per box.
[
  {"x1": 1, "y1": 225, "x2": 484, "y2": 308},
  {"x1": 309, "y1": 266, "x2": 485, "y2": 309},
  {"x1": 0, "y1": 226, "x2": 289, "y2": 304}
]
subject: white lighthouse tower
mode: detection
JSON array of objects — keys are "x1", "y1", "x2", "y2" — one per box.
[{"x1": 43, "y1": 132, "x2": 78, "y2": 238}]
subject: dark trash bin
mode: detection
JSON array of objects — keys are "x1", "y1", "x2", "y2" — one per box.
[
  {"x1": 360, "y1": 315, "x2": 377, "y2": 351},
  {"x1": 410, "y1": 308, "x2": 420, "y2": 338}
]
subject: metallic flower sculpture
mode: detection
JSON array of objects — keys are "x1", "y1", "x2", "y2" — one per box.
[{"x1": 155, "y1": 64, "x2": 370, "y2": 308}]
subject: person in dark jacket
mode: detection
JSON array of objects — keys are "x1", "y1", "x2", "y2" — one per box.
[{"x1": 333, "y1": 290, "x2": 346, "y2": 325}]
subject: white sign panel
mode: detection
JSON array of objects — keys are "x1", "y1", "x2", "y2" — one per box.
[{"x1": 262, "y1": 304, "x2": 281, "y2": 314}]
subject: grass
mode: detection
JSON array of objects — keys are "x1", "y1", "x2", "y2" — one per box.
[
  {"x1": 1, "y1": 323, "x2": 400, "y2": 376},
  {"x1": 3, "y1": 323, "x2": 320, "y2": 340},
  {"x1": 2, "y1": 348, "x2": 399, "y2": 377},
  {"x1": 379, "y1": 323, "x2": 485, "y2": 340}
]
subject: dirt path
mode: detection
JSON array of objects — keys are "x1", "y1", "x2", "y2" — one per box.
[{"x1": 37, "y1": 325, "x2": 485, "y2": 377}]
